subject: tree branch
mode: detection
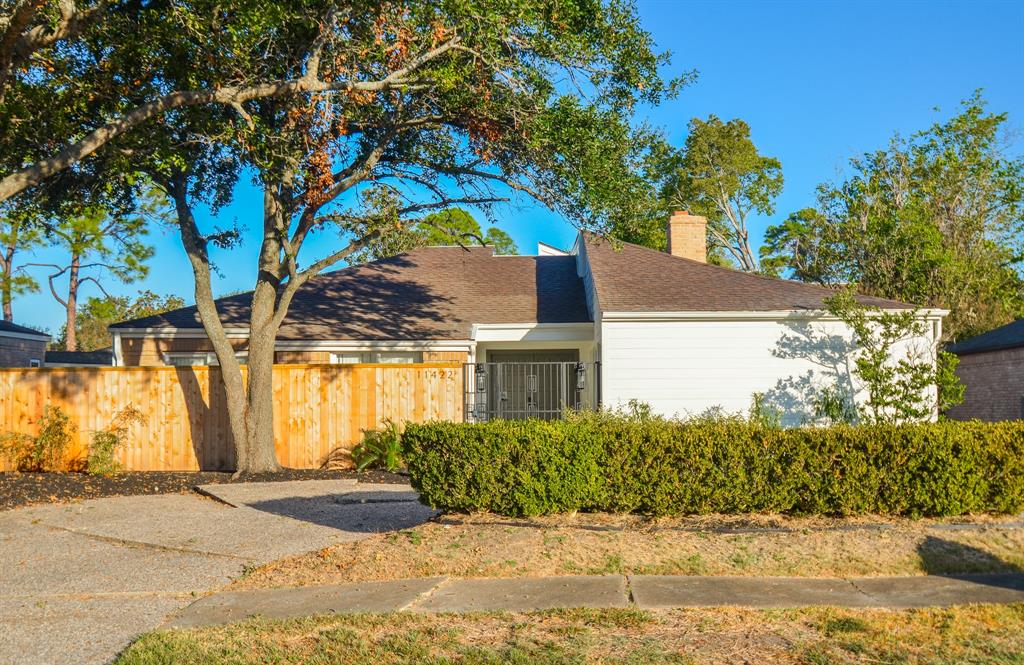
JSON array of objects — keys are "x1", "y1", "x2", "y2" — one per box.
[{"x1": 0, "y1": 36, "x2": 463, "y2": 203}]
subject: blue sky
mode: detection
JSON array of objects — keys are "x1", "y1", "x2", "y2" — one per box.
[{"x1": 15, "y1": 0, "x2": 1024, "y2": 334}]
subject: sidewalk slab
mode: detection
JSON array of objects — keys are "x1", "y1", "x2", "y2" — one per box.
[
  {"x1": 630, "y1": 575, "x2": 871, "y2": 609},
  {"x1": 853, "y1": 574, "x2": 1024, "y2": 608},
  {"x1": 412, "y1": 575, "x2": 629, "y2": 613},
  {"x1": 167, "y1": 577, "x2": 447, "y2": 629}
]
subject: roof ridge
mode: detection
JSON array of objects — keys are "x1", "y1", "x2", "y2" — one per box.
[{"x1": 581, "y1": 230, "x2": 916, "y2": 309}]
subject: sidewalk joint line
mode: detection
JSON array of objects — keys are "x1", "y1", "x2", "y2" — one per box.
[
  {"x1": 402, "y1": 576, "x2": 452, "y2": 612},
  {"x1": 36, "y1": 522, "x2": 251, "y2": 561},
  {"x1": 624, "y1": 574, "x2": 636, "y2": 606}
]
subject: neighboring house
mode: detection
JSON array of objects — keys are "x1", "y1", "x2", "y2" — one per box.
[
  {"x1": 946, "y1": 318, "x2": 1024, "y2": 422},
  {"x1": 0, "y1": 320, "x2": 49, "y2": 368},
  {"x1": 109, "y1": 212, "x2": 944, "y2": 423},
  {"x1": 44, "y1": 348, "x2": 115, "y2": 368}
]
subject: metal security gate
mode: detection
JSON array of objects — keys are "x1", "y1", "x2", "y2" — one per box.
[{"x1": 464, "y1": 361, "x2": 600, "y2": 421}]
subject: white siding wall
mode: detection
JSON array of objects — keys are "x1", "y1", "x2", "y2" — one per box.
[{"x1": 600, "y1": 316, "x2": 937, "y2": 424}]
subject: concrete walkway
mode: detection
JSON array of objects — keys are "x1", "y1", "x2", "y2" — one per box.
[
  {"x1": 0, "y1": 480, "x2": 437, "y2": 665},
  {"x1": 167, "y1": 572, "x2": 1024, "y2": 628}
]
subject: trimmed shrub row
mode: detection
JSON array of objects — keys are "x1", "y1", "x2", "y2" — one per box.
[{"x1": 402, "y1": 417, "x2": 1024, "y2": 517}]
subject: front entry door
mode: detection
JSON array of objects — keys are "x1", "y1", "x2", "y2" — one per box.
[{"x1": 486, "y1": 350, "x2": 580, "y2": 420}]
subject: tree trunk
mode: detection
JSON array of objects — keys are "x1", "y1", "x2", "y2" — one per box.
[
  {"x1": 65, "y1": 254, "x2": 79, "y2": 351},
  {"x1": 240, "y1": 307, "x2": 282, "y2": 474},
  {"x1": 166, "y1": 176, "x2": 253, "y2": 473},
  {"x1": 231, "y1": 185, "x2": 289, "y2": 474},
  {"x1": 1, "y1": 243, "x2": 13, "y2": 321}
]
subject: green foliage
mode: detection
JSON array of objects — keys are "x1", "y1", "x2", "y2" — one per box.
[
  {"x1": 86, "y1": 407, "x2": 145, "y2": 476},
  {"x1": 403, "y1": 416, "x2": 1024, "y2": 518},
  {"x1": 812, "y1": 386, "x2": 858, "y2": 425},
  {"x1": 355, "y1": 208, "x2": 519, "y2": 262},
  {"x1": 666, "y1": 115, "x2": 783, "y2": 271},
  {"x1": 748, "y1": 393, "x2": 782, "y2": 428},
  {"x1": 761, "y1": 93, "x2": 1024, "y2": 341},
  {"x1": 825, "y1": 290, "x2": 963, "y2": 422},
  {"x1": 60, "y1": 290, "x2": 185, "y2": 352},
  {"x1": 0, "y1": 204, "x2": 42, "y2": 319},
  {"x1": 351, "y1": 419, "x2": 404, "y2": 472},
  {"x1": 0, "y1": 406, "x2": 75, "y2": 472}
]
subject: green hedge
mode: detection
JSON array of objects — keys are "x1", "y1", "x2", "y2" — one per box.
[{"x1": 402, "y1": 417, "x2": 1024, "y2": 517}]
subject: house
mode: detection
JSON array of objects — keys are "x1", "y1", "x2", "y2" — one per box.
[
  {"x1": 946, "y1": 318, "x2": 1024, "y2": 421},
  {"x1": 0, "y1": 320, "x2": 50, "y2": 368},
  {"x1": 110, "y1": 212, "x2": 944, "y2": 424}
]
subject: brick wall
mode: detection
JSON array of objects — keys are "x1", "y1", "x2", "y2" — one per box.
[
  {"x1": 0, "y1": 336, "x2": 47, "y2": 367},
  {"x1": 666, "y1": 211, "x2": 707, "y2": 263},
  {"x1": 946, "y1": 346, "x2": 1024, "y2": 422}
]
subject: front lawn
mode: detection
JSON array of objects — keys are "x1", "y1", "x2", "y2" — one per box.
[
  {"x1": 116, "y1": 605, "x2": 1024, "y2": 664},
  {"x1": 233, "y1": 512, "x2": 1024, "y2": 590}
]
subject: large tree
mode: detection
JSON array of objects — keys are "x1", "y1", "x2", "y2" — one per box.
[
  {"x1": 29, "y1": 204, "x2": 151, "y2": 350},
  {"x1": 667, "y1": 115, "x2": 783, "y2": 271},
  {"x1": 132, "y1": 0, "x2": 685, "y2": 473},
  {"x1": 761, "y1": 93, "x2": 1024, "y2": 341},
  {"x1": 0, "y1": 0, "x2": 474, "y2": 206}
]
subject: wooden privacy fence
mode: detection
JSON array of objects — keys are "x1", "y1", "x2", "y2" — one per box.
[{"x1": 0, "y1": 363, "x2": 463, "y2": 471}]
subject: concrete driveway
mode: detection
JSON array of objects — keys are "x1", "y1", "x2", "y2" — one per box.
[{"x1": 0, "y1": 480, "x2": 436, "y2": 665}]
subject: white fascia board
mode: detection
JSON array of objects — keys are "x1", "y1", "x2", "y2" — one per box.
[
  {"x1": 537, "y1": 241, "x2": 568, "y2": 256},
  {"x1": 471, "y1": 322, "x2": 594, "y2": 343},
  {"x1": 112, "y1": 327, "x2": 251, "y2": 338},
  {"x1": 601, "y1": 308, "x2": 949, "y2": 322},
  {"x1": 112, "y1": 331, "x2": 124, "y2": 366},
  {"x1": 0, "y1": 329, "x2": 51, "y2": 342},
  {"x1": 273, "y1": 339, "x2": 473, "y2": 351}
]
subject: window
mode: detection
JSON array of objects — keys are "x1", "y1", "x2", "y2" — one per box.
[
  {"x1": 329, "y1": 351, "x2": 423, "y2": 364},
  {"x1": 166, "y1": 352, "x2": 213, "y2": 367},
  {"x1": 371, "y1": 352, "x2": 422, "y2": 364},
  {"x1": 165, "y1": 352, "x2": 248, "y2": 366},
  {"x1": 29, "y1": 358, "x2": 41, "y2": 368},
  {"x1": 330, "y1": 352, "x2": 368, "y2": 364}
]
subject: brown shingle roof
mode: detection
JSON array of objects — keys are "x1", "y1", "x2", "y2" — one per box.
[
  {"x1": 111, "y1": 247, "x2": 591, "y2": 339},
  {"x1": 581, "y1": 233, "x2": 916, "y2": 312}
]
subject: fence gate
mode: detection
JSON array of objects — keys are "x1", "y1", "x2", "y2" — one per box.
[{"x1": 464, "y1": 362, "x2": 599, "y2": 421}]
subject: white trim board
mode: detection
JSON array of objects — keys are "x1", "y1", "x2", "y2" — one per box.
[
  {"x1": 601, "y1": 309, "x2": 948, "y2": 323},
  {"x1": 111, "y1": 327, "x2": 250, "y2": 338},
  {"x1": 0, "y1": 329, "x2": 51, "y2": 342},
  {"x1": 471, "y1": 322, "x2": 594, "y2": 343}
]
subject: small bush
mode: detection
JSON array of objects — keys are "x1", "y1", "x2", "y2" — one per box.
[
  {"x1": 0, "y1": 406, "x2": 75, "y2": 472},
  {"x1": 351, "y1": 418, "x2": 404, "y2": 471},
  {"x1": 402, "y1": 415, "x2": 1024, "y2": 517},
  {"x1": 86, "y1": 407, "x2": 145, "y2": 476}
]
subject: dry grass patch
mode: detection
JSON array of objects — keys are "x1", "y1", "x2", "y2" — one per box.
[
  {"x1": 116, "y1": 604, "x2": 1024, "y2": 664},
  {"x1": 234, "y1": 513, "x2": 1024, "y2": 590}
]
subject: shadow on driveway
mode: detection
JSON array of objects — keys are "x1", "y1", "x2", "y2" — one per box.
[{"x1": 244, "y1": 491, "x2": 438, "y2": 533}]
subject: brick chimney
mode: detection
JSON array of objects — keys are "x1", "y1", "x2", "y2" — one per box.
[{"x1": 666, "y1": 210, "x2": 707, "y2": 263}]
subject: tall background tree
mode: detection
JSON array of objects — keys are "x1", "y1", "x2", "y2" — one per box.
[
  {"x1": 58, "y1": 290, "x2": 184, "y2": 352},
  {"x1": 761, "y1": 93, "x2": 1024, "y2": 341},
  {"x1": 0, "y1": 203, "x2": 40, "y2": 321},
  {"x1": 667, "y1": 115, "x2": 783, "y2": 271},
  {"x1": 127, "y1": 0, "x2": 688, "y2": 473},
  {"x1": 28, "y1": 204, "x2": 152, "y2": 351}
]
